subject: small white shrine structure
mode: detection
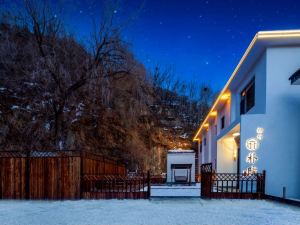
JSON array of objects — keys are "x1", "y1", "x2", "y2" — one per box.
[{"x1": 167, "y1": 149, "x2": 195, "y2": 184}]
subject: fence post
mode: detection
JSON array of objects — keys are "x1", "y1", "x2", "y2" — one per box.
[
  {"x1": 147, "y1": 170, "x2": 151, "y2": 199},
  {"x1": 200, "y1": 163, "x2": 212, "y2": 199},
  {"x1": 25, "y1": 150, "x2": 30, "y2": 200},
  {"x1": 80, "y1": 150, "x2": 84, "y2": 199},
  {"x1": 262, "y1": 170, "x2": 266, "y2": 197},
  {"x1": 0, "y1": 156, "x2": 2, "y2": 199}
]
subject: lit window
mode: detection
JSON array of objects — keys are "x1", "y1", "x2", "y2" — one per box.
[{"x1": 240, "y1": 78, "x2": 255, "y2": 114}]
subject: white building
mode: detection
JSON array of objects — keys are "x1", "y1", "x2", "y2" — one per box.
[
  {"x1": 167, "y1": 150, "x2": 195, "y2": 184},
  {"x1": 193, "y1": 30, "x2": 300, "y2": 200}
]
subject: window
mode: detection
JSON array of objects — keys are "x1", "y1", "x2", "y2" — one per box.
[
  {"x1": 221, "y1": 116, "x2": 225, "y2": 129},
  {"x1": 200, "y1": 142, "x2": 202, "y2": 153},
  {"x1": 240, "y1": 78, "x2": 255, "y2": 114},
  {"x1": 204, "y1": 138, "x2": 206, "y2": 146}
]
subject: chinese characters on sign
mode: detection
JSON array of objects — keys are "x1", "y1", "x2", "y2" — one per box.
[
  {"x1": 256, "y1": 127, "x2": 264, "y2": 140},
  {"x1": 246, "y1": 152, "x2": 258, "y2": 164},
  {"x1": 243, "y1": 127, "x2": 264, "y2": 175},
  {"x1": 245, "y1": 165, "x2": 258, "y2": 174},
  {"x1": 245, "y1": 138, "x2": 259, "y2": 151}
]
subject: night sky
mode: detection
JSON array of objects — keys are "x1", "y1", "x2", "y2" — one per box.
[{"x1": 5, "y1": 0, "x2": 300, "y2": 90}]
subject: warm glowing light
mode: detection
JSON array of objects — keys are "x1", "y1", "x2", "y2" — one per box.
[
  {"x1": 258, "y1": 30, "x2": 300, "y2": 39},
  {"x1": 245, "y1": 138, "x2": 259, "y2": 151},
  {"x1": 256, "y1": 127, "x2": 264, "y2": 140},
  {"x1": 193, "y1": 30, "x2": 300, "y2": 142},
  {"x1": 244, "y1": 126, "x2": 264, "y2": 173},
  {"x1": 243, "y1": 166, "x2": 258, "y2": 175},
  {"x1": 203, "y1": 123, "x2": 209, "y2": 128},
  {"x1": 233, "y1": 149, "x2": 237, "y2": 161},
  {"x1": 220, "y1": 93, "x2": 230, "y2": 100},
  {"x1": 256, "y1": 127, "x2": 264, "y2": 134},
  {"x1": 246, "y1": 152, "x2": 258, "y2": 164},
  {"x1": 210, "y1": 111, "x2": 217, "y2": 116},
  {"x1": 232, "y1": 132, "x2": 240, "y2": 137}
]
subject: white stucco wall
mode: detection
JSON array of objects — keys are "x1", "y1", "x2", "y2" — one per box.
[
  {"x1": 240, "y1": 47, "x2": 300, "y2": 199},
  {"x1": 202, "y1": 132, "x2": 209, "y2": 164},
  {"x1": 167, "y1": 151, "x2": 195, "y2": 183},
  {"x1": 216, "y1": 53, "x2": 266, "y2": 174},
  {"x1": 264, "y1": 47, "x2": 300, "y2": 199},
  {"x1": 235, "y1": 52, "x2": 267, "y2": 120},
  {"x1": 217, "y1": 101, "x2": 231, "y2": 136},
  {"x1": 196, "y1": 43, "x2": 300, "y2": 199}
]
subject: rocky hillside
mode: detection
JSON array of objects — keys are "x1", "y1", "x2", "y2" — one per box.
[{"x1": 0, "y1": 7, "x2": 213, "y2": 173}]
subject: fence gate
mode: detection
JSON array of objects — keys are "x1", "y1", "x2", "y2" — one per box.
[{"x1": 201, "y1": 163, "x2": 213, "y2": 198}]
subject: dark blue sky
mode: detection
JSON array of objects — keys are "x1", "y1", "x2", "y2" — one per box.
[
  {"x1": 5, "y1": 0, "x2": 300, "y2": 90},
  {"x1": 121, "y1": 0, "x2": 300, "y2": 90}
]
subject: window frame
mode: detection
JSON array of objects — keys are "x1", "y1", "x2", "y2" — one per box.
[
  {"x1": 240, "y1": 77, "x2": 255, "y2": 115},
  {"x1": 221, "y1": 116, "x2": 225, "y2": 130}
]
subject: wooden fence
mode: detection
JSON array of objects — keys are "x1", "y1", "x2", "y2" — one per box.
[
  {"x1": 150, "y1": 175, "x2": 166, "y2": 185},
  {"x1": 82, "y1": 171, "x2": 150, "y2": 199},
  {"x1": 0, "y1": 150, "x2": 127, "y2": 200},
  {"x1": 201, "y1": 163, "x2": 265, "y2": 199}
]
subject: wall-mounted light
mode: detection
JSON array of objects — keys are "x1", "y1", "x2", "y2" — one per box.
[
  {"x1": 220, "y1": 93, "x2": 230, "y2": 100},
  {"x1": 203, "y1": 123, "x2": 209, "y2": 128},
  {"x1": 232, "y1": 132, "x2": 240, "y2": 137},
  {"x1": 233, "y1": 149, "x2": 237, "y2": 161},
  {"x1": 210, "y1": 111, "x2": 217, "y2": 117}
]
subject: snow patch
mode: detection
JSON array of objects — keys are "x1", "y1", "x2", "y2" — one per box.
[
  {"x1": 24, "y1": 82, "x2": 38, "y2": 86},
  {"x1": 11, "y1": 105, "x2": 19, "y2": 110},
  {"x1": 0, "y1": 199, "x2": 300, "y2": 225},
  {"x1": 75, "y1": 102, "x2": 85, "y2": 118},
  {"x1": 180, "y1": 133, "x2": 188, "y2": 139},
  {"x1": 75, "y1": 111, "x2": 82, "y2": 117},
  {"x1": 44, "y1": 122, "x2": 50, "y2": 130},
  {"x1": 59, "y1": 141, "x2": 63, "y2": 150},
  {"x1": 173, "y1": 125, "x2": 182, "y2": 129},
  {"x1": 71, "y1": 118, "x2": 78, "y2": 123},
  {"x1": 63, "y1": 106, "x2": 70, "y2": 112}
]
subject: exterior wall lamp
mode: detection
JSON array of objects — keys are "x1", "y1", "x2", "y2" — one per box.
[{"x1": 220, "y1": 93, "x2": 230, "y2": 100}]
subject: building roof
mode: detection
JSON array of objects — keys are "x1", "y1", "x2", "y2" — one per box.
[{"x1": 193, "y1": 30, "x2": 300, "y2": 141}]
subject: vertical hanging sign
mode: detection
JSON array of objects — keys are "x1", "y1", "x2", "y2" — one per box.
[{"x1": 243, "y1": 127, "x2": 264, "y2": 175}]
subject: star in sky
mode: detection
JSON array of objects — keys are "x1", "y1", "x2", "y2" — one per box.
[{"x1": 53, "y1": 0, "x2": 300, "y2": 90}]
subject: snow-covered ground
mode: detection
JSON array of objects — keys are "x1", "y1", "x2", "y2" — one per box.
[
  {"x1": 1, "y1": 199, "x2": 300, "y2": 225},
  {"x1": 151, "y1": 183, "x2": 200, "y2": 197}
]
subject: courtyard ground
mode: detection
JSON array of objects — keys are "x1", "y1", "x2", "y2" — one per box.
[{"x1": 0, "y1": 199, "x2": 300, "y2": 225}]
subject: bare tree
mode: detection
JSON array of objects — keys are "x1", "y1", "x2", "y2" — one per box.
[{"x1": 0, "y1": 0, "x2": 132, "y2": 149}]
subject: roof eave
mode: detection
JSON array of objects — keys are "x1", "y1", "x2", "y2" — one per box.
[{"x1": 193, "y1": 29, "x2": 300, "y2": 142}]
